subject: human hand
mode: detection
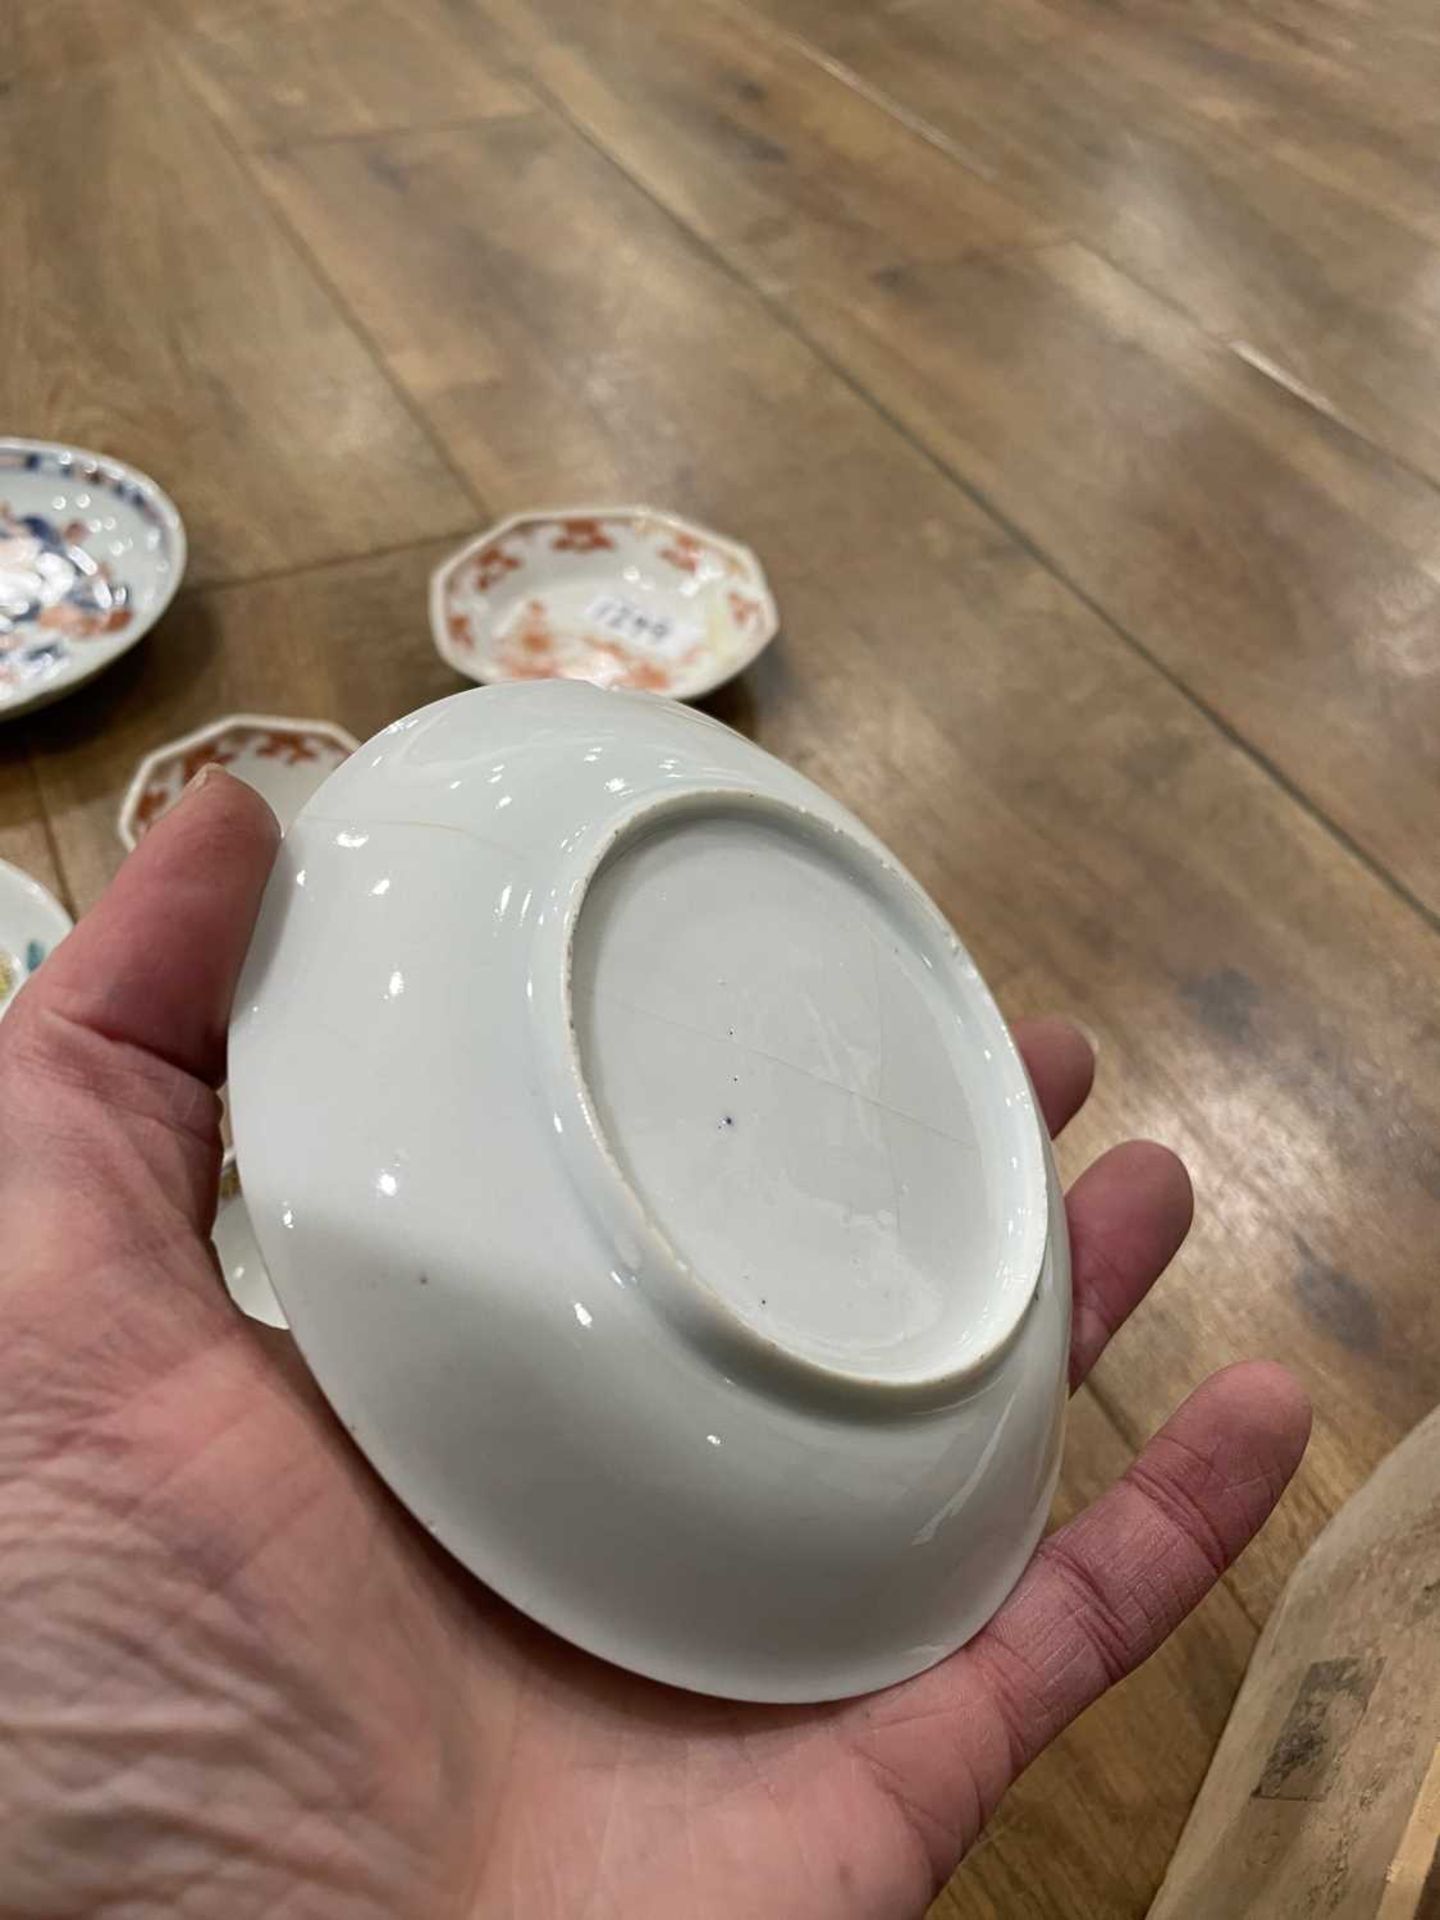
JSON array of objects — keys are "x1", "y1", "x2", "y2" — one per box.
[{"x1": 0, "y1": 768, "x2": 1309, "y2": 1919}]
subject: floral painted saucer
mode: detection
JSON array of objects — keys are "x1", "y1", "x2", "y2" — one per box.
[
  {"x1": 0, "y1": 439, "x2": 186, "y2": 719},
  {"x1": 0, "y1": 858, "x2": 71, "y2": 1019},
  {"x1": 118, "y1": 714, "x2": 359, "y2": 849},
  {"x1": 430, "y1": 507, "x2": 778, "y2": 701}
]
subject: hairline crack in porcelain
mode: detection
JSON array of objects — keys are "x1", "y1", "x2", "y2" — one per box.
[{"x1": 229, "y1": 682, "x2": 1069, "y2": 1703}]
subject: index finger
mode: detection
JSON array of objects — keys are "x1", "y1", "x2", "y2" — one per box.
[{"x1": 1012, "y1": 1016, "x2": 1095, "y2": 1137}]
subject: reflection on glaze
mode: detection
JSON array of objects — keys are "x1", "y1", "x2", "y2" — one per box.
[{"x1": 212, "y1": 1157, "x2": 289, "y2": 1329}]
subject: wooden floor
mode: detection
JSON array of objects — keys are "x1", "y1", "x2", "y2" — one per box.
[{"x1": 6, "y1": 0, "x2": 1440, "y2": 1911}]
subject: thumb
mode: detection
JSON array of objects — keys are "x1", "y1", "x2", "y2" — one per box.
[
  {"x1": 19, "y1": 766, "x2": 279, "y2": 1083},
  {"x1": 0, "y1": 768, "x2": 279, "y2": 1236}
]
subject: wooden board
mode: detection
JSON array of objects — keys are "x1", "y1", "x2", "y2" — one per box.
[
  {"x1": 481, "y1": 0, "x2": 1052, "y2": 287},
  {"x1": 149, "y1": 0, "x2": 531, "y2": 147},
  {"x1": 28, "y1": 542, "x2": 457, "y2": 915},
  {"x1": 0, "y1": 745, "x2": 66, "y2": 912},
  {"x1": 460, "y1": 0, "x2": 1440, "y2": 917},
  {"x1": 1151, "y1": 1407, "x2": 1440, "y2": 1919},
  {"x1": 744, "y1": 0, "x2": 1440, "y2": 483},
  {"x1": 0, "y1": 0, "x2": 473, "y2": 587}
]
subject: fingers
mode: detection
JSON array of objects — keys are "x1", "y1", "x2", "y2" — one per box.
[
  {"x1": 1065, "y1": 1142, "x2": 1193, "y2": 1388},
  {"x1": 12, "y1": 768, "x2": 279, "y2": 1086},
  {"x1": 1012, "y1": 1016, "x2": 1095, "y2": 1137},
  {"x1": 1008, "y1": 1020, "x2": 1192, "y2": 1389},
  {"x1": 0, "y1": 771, "x2": 279, "y2": 1240},
  {"x1": 968, "y1": 1362, "x2": 1310, "y2": 1776}
]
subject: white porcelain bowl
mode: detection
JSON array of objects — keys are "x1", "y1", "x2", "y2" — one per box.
[{"x1": 229, "y1": 683, "x2": 1068, "y2": 1702}]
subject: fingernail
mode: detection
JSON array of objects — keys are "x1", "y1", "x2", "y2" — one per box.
[{"x1": 180, "y1": 762, "x2": 227, "y2": 802}]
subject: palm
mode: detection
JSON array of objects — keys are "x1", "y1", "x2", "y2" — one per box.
[{"x1": 0, "y1": 772, "x2": 1308, "y2": 1920}]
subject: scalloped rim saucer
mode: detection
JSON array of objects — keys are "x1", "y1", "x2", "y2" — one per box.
[
  {"x1": 430, "y1": 505, "x2": 778, "y2": 701},
  {"x1": 118, "y1": 713, "x2": 360, "y2": 849}
]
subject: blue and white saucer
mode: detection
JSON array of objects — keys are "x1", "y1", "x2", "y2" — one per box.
[{"x1": 0, "y1": 439, "x2": 186, "y2": 718}]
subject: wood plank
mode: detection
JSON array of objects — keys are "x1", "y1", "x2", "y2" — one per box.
[
  {"x1": 28, "y1": 542, "x2": 458, "y2": 915},
  {"x1": 150, "y1": 0, "x2": 531, "y2": 147},
  {"x1": 797, "y1": 238, "x2": 1440, "y2": 915},
  {"x1": 0, "y1": 0, "x2": 474, "y2": 587},
  {"x1": 1151, "y1": 1406, "x2": 1440, "y2": 1919},
  {"x1": 475, "y1": 0, "x2": 1050, "y2": 292},
  {"x1": 1064, "y1": 0, "x2": 1440, "y2": 139},
  {"x1": 1046, "y1": 0, "x2": 1440, "y2": 254},
  {"x1": 0, "y1": 0, "x2": 148, "y2": 73},
  {"x1": 935, "y1": 1388, "x2": 1257, "y2": 1919},
  {"x1": 466, "y1": 0, "x2": 1440, "y2": 917},
  {"x1": 0, "y1": 748, "x2": 66, "y2": 914},
  {"x1": 248, "y1": 113, "x2": 1440, "y2": 1633},
  {"x1": 741, "y1": 0, "x2": 1440, "y2": 492}
]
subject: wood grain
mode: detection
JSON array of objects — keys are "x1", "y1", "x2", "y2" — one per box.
[
  {"x1": 1151, "y1": 1406, "x2": 1440, "y2": 1918},
  {"x1": 1065, "y1": 0, "x2": 1440, "y2": 140},
  {"x1": 150, "y1": 0, "x2": 531, "y2": 147},
  {"x1": 743, "y1": 0, "x2": 1440, "y2": 486},
  {"x1": 464, "y1": 0, "x2": 1440, "y2": 915},
  {"x1": 0, "y1": 745, "x2": 65, "y2": 912},
  {"x1": 0, "y1": 0, "x2": 473, "y2": 587},
  {"x1": 28, "y1": 542, "x2": 458, "y2": 914},
  {"x1": 484, "y1": 0, "x2": 1050, "y2": 290},
  {"x1": 255, "y1": 111, "x2": 1440, "y2": 1632}
]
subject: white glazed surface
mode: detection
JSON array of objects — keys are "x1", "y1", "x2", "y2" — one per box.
[
  {"x1": 229, "y1": 682, "x2": 1069, "y2": 1702},
  {"x1": 0, "y1": 439, "x2": 185, "y2": 718},
  {"x1": 214, "y1": 1153, "x2": 288, "y2": 1330},
  {"x1": 0, "y1": 859, "x2": 71, "y2": 1019}
]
